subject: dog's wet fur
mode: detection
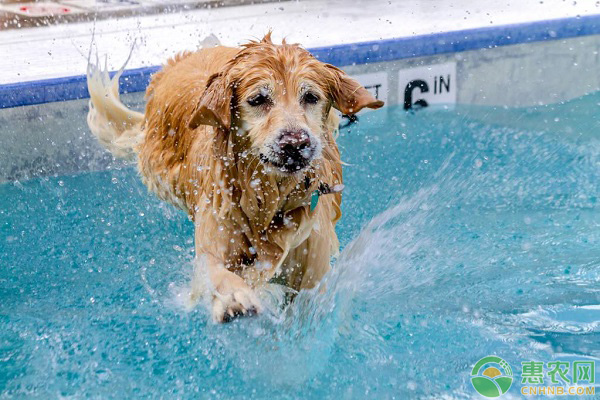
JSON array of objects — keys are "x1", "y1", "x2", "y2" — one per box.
[{"x1": 87, "y1": 33, "x2": 383, "y2": 322}]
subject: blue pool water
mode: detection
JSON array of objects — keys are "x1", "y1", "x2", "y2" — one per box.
[{"x1": 1, "y1": 96, "x2": 600, "y2": 398}]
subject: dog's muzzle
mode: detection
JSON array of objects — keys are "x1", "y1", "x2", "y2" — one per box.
[{"x1": 262, "y1": 129, "x2": 316, "y2": 173}]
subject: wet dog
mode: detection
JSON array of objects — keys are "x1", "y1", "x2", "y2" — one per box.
[{"x1": 86, "y1": 33, "x2": 383, "y2": 322}]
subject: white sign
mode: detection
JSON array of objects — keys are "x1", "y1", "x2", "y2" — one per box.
[
  {"x1": 352, "y1": 71, "x2": 389, "y2": 108},
  {"x1": 398, "y1": 62, "x2": 456, "y2": 110}
]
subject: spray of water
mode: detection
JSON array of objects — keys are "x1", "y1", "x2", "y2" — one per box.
[{"x1": 2, "y1": 99, "x2": 600, "y2": 398}]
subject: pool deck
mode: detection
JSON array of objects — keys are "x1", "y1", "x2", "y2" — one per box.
[{"x1": 1, "y1": 0, "x2": 599, "y2": 86}]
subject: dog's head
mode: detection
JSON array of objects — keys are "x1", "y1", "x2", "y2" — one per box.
[{"x1": 189, "y1": 33, "x2": 384, "y2": 175}]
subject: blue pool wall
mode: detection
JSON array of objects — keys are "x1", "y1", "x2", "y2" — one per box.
[
  {"x1": 2, "y1": 14, "x2": 600, "y2": 183},
  {"x1": 2, "y1": 14, "x2": 600, "y2": 109}
]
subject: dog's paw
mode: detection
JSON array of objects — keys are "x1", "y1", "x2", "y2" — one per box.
[{"x1": 212, "y1": 281, "x2": 262, "y2": 323}]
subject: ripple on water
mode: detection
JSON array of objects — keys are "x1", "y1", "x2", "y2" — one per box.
[{"x1": 1, "y1": 99, "x2": 600, "y2": 398}]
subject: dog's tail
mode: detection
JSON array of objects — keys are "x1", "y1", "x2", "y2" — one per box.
[{"x1": 86, "y1": 49, "x2": 144, "y2": 161}]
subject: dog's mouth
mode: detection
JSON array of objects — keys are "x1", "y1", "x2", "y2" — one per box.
[{"x1": 259, "y1": 152, "x2": 313, "y2": 174}]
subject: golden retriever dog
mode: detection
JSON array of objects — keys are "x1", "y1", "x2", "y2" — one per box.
[{"x1": 86, "y1": 33, "x2": 383, "y2": 322}]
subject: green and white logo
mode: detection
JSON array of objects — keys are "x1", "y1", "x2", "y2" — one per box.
[{"x1": 471, "y1": 356, "x2": 514, "y2": 398}]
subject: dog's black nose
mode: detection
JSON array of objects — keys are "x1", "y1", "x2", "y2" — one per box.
[
  {"x1": 273, "y1": 129, "x2": 314, "y2": 172},
  {"x1": 278, "y1": 129, "x2": 311, "y2": 155}
]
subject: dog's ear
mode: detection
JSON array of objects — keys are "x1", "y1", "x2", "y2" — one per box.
[
  {"x1": 326, "y1": 64, "x2": 384, "y2": 115},
  {"x1": 189, "y1": 73, "x2": 232, "y2": 130}
]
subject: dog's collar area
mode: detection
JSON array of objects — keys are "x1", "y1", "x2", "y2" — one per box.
[
  {"x1": 339, "y1": 114, "x2": 359, "y2": 129},
  {"x1": 310, "y1": 182, "x2": 344, "y2": 211}
]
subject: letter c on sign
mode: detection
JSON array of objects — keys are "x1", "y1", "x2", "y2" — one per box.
[{"x1": 404, "y1": 79, "x2": 429, "y2": 110}]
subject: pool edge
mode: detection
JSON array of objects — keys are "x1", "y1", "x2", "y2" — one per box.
[{"x1": 2, "y1": 13, "x2": 600, "y2": 109}]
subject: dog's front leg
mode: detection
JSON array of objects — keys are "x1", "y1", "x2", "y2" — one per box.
[
  {"x1": 205, "y1": 256, "x2": 262, "y2": 323},
  {"x1": 192, "y1": 214, "x2": 262, "y2": 323}
]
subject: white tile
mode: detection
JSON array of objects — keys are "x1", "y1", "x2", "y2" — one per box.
[
  {"x1": 59, "y1": 0, "x2": 145, "y2": 12},
  {"x1": 1, "y1": 0, "x2": 599, "y2": 84}
]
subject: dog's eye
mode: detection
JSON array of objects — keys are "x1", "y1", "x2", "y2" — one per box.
[
  {"x1": 303, "y1": 92, "x2": 320, "y2": 105},
  {"x1": 247, "y1": 94, "x2": 269, "y2": 107}
]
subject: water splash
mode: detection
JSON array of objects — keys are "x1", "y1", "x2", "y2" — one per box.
[{"x1": 2, "y1": 98, "x2": 600, "y2": 398}]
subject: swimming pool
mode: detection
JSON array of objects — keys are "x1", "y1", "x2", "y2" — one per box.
[
  {"x1": 2, "y1": 92, "x2": 599, "y2": 397},
  {"x1": 3, "y1": 1, "x2": 600, "y2": 396}
]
